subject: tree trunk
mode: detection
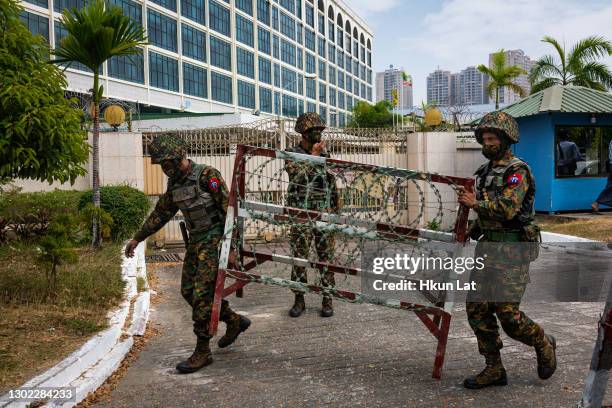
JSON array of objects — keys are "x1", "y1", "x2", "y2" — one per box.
[
  {"x1": 91, "y1": 72, "x2": 101, "y2": 248},
  {"x1": 495, "y1": 87, "x2": 500, "y2": 110}
]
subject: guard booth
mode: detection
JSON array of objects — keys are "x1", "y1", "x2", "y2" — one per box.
[{"x1": 503, "y1": 85, "x2": 612, "y2": 213}]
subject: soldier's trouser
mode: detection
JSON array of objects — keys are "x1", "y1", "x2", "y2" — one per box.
[
  {"x1": 466, "y1": 266, "x2": 544, "y2": 355},
  {"x1": 289, "y1": 225, "x2": 335, "y2": 295},
  {"x1": 181, "y1": 236, "x2": 235, "y2": 338}
]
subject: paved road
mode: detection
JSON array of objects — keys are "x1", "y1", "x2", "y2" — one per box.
[{"x1": 96, "y1": 261, "x2": 610, "y2": 408}]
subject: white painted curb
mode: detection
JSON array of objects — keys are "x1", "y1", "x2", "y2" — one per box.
[{"x1": 0, "y1": 243, "x2": 150, "y2": 408}]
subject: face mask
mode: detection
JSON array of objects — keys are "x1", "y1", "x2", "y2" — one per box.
[
  {"x1": 482, "y1": 144, "x2": 506, "y2": 160},
  {"x1": 307, "y1": 130, "x2": 322, "y2": 144},
  {"x1": 161, "y1": 159, "x2": 181, "y2": 179}
]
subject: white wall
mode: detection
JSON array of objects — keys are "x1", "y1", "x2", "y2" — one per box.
[{"x1": 12, "y1": 131, "x2": 144, "y2": 192}]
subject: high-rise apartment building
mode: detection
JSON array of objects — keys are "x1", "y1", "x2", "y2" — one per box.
[
  {"x1": 18, "y1": 0, "x2": 373, "y2": 127},
  {"x1": 489, "y1": 49, "x2": 533, "y2": 104},
  {"x1": 426, "y1": 69, "x2": 451, "y2": 106},
  {"x1": 375, "y1": 65, "x2": 413, "y2": 109}
]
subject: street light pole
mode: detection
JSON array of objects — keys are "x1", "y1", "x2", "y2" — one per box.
[{"x1": 279, "y1": 72, "x2": 317, "y2": 120}]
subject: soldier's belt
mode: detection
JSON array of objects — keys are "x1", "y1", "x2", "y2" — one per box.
[{"x1": 482, "y1": 229, "x2": 523, "y2": 242}]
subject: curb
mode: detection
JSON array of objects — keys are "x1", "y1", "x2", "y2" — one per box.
[{"x1": 0, "y1": 243, "x2": 149, "y2": 408}]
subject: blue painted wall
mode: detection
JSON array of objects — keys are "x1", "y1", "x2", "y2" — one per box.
[{"x1": 513, "y1": 112, "x2": 612, "y2": 212}]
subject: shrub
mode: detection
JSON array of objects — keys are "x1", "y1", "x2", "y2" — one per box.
[
  {"x1": 0, "y1": 189, "x2": 83, "y2": 241},
  {"x1": 79, "y1": 185, "x2": 150, "y2": 241}
]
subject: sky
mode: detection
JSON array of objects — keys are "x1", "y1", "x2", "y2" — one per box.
[{"x1": 347, "y1": 0, "x2": 612, "y2": 106}]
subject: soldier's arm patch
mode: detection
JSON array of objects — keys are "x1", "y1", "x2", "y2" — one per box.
[
  {"x1": 507, "y1": 173, "x2": 523, "y2": 188},
  {"x1": 208, "y1": 177, "x2": 221, "y2": 192}
]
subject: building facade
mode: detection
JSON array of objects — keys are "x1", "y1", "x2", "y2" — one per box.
[
  {"x1": 456, "y1": 66, "x2": 488, "y2": 105},
  {"x1": 18, "y1": 0, "x2": 373, "y2": 127},
  {"x1": 375, "y1": 65, "x2": 413, "y2": 109},
  {"x1": 426, "y1": 69, "x2": 451, "y2": 106},
  {"x1": 489, "y1": 49, "x2": 533, "y2": 105}
]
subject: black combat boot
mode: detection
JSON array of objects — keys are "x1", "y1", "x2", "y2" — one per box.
[
  {"x1": 176, "y1": 336, "x2": 213, "y2": 374},
  {"x1": 464, "y1": 351, "x2": 508, "y2": 389},
  {"x1": 535, "y1": 334, "x2": 557, "y2": 379},
  {"x1": 289, "y1": 294, "x2": 305, "y2": 317},
  {"x1": 218, "y1": 314, "x2": 251, "y2": 348},
  {"x1": 320, "y1": 296, "x2": 333, "y2": 317}
]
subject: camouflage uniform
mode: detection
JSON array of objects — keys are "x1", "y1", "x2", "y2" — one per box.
[
  {"x1": 134, "y1": 135, "x2": 250, "y2": 373},
  {"x1": 285, "y1": 113, "x2": 337, "y2": 316},
  {"x1": 464, "y1": 112, "x2": 556, "y2": 389}
]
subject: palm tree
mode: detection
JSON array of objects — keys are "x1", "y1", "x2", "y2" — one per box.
[
  {"x1": 53, "y1": 0, "x2": 147, "y2": 247},
  {"x1": 529, "y1": 36, "x2": 612, "y2": 94},
  {"x1": 477, "y1": 50, "x2": 527, "y2": 110}
]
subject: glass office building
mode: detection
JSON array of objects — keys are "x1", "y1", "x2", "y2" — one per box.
[{"x1": 19, "y1": 0, "x2": 373, "y2": 126}]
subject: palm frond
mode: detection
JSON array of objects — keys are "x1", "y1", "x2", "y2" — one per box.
[
  {"x1": 568, "y1": 36, "x2": 612, "y2": 65},
  {"x1": 529, "y1": 54, "x2": 562, "y2": 85},
  {"x1": 505, "y1": 83, "x2": 526, "y2": 98},
  {"x1": 530, "y1": 77, "x2": 561, "y2": 94},
  {"x1": 542, "y1": 36, "x2": 566, "y2": 70},
  {"x1": 572, "y1": 61, "x2": 612, "y2": 89}
]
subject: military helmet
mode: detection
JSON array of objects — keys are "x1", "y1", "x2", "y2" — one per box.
[
  {"x1": 295, "y1": 112, "x2": 326, "y2": 134},
  {"x1": 149, "y1": 134, "x2": 188, "y2": 164},
  {"x1": 475, "y1": 111, "x2": 520, "y2": 144}
]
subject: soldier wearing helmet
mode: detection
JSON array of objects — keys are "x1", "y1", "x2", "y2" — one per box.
[
  {"x1": 458, "y1": 111, "x2": 556, "y2": 389},
  {"x1": 285, "y1": 112, "x2": 338, "y2": 318},
  {"x1": 125, "y1": 134, "x2": 251, "y2": 374}
]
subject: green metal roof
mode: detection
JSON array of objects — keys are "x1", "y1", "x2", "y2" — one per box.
[{"x1": 501, "y1": 85, "x2": 612, "y2": 118}]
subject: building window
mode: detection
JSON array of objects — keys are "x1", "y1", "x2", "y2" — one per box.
[
  {"x1": 54, "y1": 23, "x2": 90, "y2": 71},
  {"x1": 298, "y1": 73, "x2": 303, "y2": 95},
  {"x1": 274, "y1": 63, "x2": 280, "y2": 87},
  {"x1": 318, "y1": 60, "x2": 326, "y2": 81},
  {"x1": 210, "y1": 36, "x2": 231, "y2": 71},
  {"x1": 555, "y1": 126, "x2": 612, "y2": 178},
  {"x1": 319, "y1": 105, "x2": 326, "y2": 122},
  {"x1": 237, "y1": 80, "x2": 255, "y2": 108},
  {"x1": 317, "y1": 36, "x2": 325, "y2": 58},
  {"x1": 296, "y1": 49, "x2": 303, "y2": 69},
  {"x1": 259, "y1": 87, "x2": 272, "y2": 113},
  {"x1": 236, "y1": 47, "x2": 254, "y2": 79},
  {"x1": 337, "y1": 50, "x2": 344, "y2": 68},
  {"x1": 353, "y1": 41, "x2": 359, "y2": 58},
  {"x1": 337, "y1": 27, "x2": 343, "y2": 48},
  {"x1": 328, "y1": 44, "x2": 335, "y2": 64},
  {"x1": 367, "y1": 50, "x2": 371, "y2": 67},
  {"x1": 258, "y1": 57, "x2": 272, "y2": 84},
  {"x1": 345, "y1": 55, "x2": 351, "y2": 73},
  {"x1": 361, "y1": 83, "x2": 366, "y2": 98},
  {"x1": 147, "y1": 10, "x2": 177, "y2": 52},
  {"x1": 328, "y1": 66, "x2": 336, "y2": 85},
  {"x1": 346, "y1": 75, "x2": 352, "y2": 92},
  {"x1": 272, "y1": 35, "x2": 279, "y2": 58},
  {"x1": 338, "y1": 90, "x2": 345, "y2": 109},
  {"x1": 337, "y1": 71, "x2": 344, "y2": 89},
  {"x1": 181, "y1": 0, "x2": 205, "y2": 24},
  {"x1": 183, "y1": 63, "x2": 207, "y2": 97},
  {"x1": 108, "y1": 0, "x2": 142, "y2": 25},
  {"x1": 149, "y1": 51, "x2": 178, "y2": 91},
  {"x1": 54, "y1": 0, "x2": 86, "y2": 13},
  {"x1": 305, "y1": 52, "x2": 315, "y2": 74},
  {"x1": 353, "y1": 79, "x2": 359, "y2": 95},
  {"x1": 182, "y1": 24, "x2": 206, "y2": 62},
  {"x1": 235, "y1": 0, "x2": 253, "y2": 15},
  {"x1": 304, "y1": 28, "x2": 315, "y2": 51},
  {"x1": 236, "y1": 14, "x2": 254, "y2": 47},
  {"x1": 306, "y1": 78, "x2": 315, "y2": 99},
  {"x1": 274, "y1": 91, "x2": 281, "y2": 114},
  {"x1": 280, "y1": 11, "x2": 295, "y2": 40},
  {"x1": 258, "y1": 27, "x2": 271, "y2": 54},
  {"x1": 305, "y1": 3, "x2": 313, "y2": 27},
  {"x1": 347, "y1": 95, "x2": 353, "y2": 110},
  {"x1": 211, "y1": 71, "x2": 232, "y2": 103},
  {"x1": 281, "y1": 67, "x2": 297, "y2": 92},
  {"x1": 108, "y1": 52, "x2": 144, "y2": 83},
  {"x1": 319, "y1": 83, "x2": 326, "y2": 103},
  {"x1": 339, "y1": 112, "x2": 345, "y2": 127},
  {"x1": 257, "y1": 0, "x2": 270, "y2": 26},
  {"x1": 149, "y1": 0, "x2": 176, "y2": 11},
  {"x1": 24, "y1": 0, "x2": 48, "y2": 8},
  {"x1": 209, "y1": 0, "x2": 230, "y2": 37},
  {"x1": 282, "y1": 94, "x2": 297, "y2": 117},
  {"x1": 329, "y1": 87, "x2": 336, "y2": 107},
  {"x1": 328, "y1": 22, "x2": 334, "y2": 42},
  {"x1": 360, "y1": 65, "x2": 366, "y2": 81},
  {"x1": 360, "y1": 45, "x2": 366, "y2": 63},
  {"x1": 298, "y1": 99, "x2": 304, "y2": 115},
  {"x1": 307, "y1": 101, "x2": 316, "y2": 113},
  {"x1": 280, "y1": 39, "x2": 296, "y2": 66},
  {"x1": 280, "y1": 0, "x2": 294, "y2": 14},
  {"x1": 20, "y1": 11, "x2": 48, "y2": 41},
  {"x1": 296, "y1": 23, "x2": 303, "y2": 45},
  {"x1": 353, "y1": 59, "x2": 359, "y2": 76},
  {"x1": 272, "y1": 6, "x2": 278, "y2": 30},
  {"x1": 367, "y1": 86, "x2": 372, "y2": 102},
  {"x1": 317, "y1": 13, "x2": 324, "y2": 35},
  {"x1": 296, "y1": 0, "x2": 302, "y2": 19}
]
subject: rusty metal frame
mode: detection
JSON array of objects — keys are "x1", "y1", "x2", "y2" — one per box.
[{"x1": 211, "y1": 144, "x2": 473, "y2": 379}]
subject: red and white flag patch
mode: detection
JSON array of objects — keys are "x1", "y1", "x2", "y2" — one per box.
[
  {"x1": 507, "y1": 173, "x2": 523, "y2": 187},
  {"x1": 208, "y1": 177, "x2": 220, "y2": 191}
]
